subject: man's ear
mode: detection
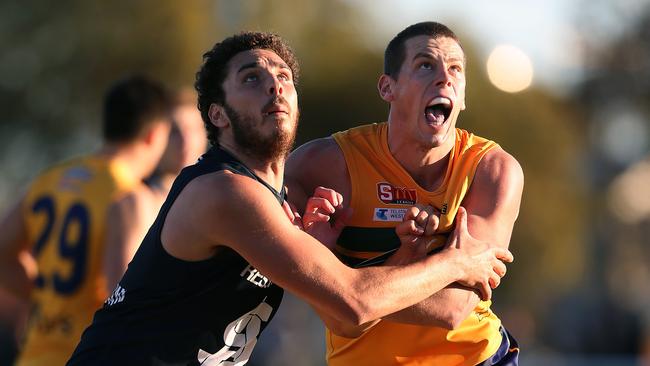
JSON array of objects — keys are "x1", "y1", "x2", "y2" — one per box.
[
  {"x1": 142, "y1": 121, "x2": 169, "y2": 146},
  {"x1": 208, "y1": 103, "x2": 229, "y2": 129},
  {"x1": 377, "y1": 74, "x2": 395, "y2": 102}
]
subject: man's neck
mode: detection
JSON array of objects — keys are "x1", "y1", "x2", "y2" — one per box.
[
  {"x1": 387, "y1": 127, "x2": 454, "y2": 191},
  {"x1": 218, "y1": 143, "x2": 285, "y2": 193}
]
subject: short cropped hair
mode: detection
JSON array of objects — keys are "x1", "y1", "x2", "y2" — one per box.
[
  {"x1": 195, "y1": 32, "x2": 300, "y2": 146},
  {"x1": 384, "y1": 22, "x2": 463, "y2": 79},
  {"x1": 102, "y1": 75, "x2": 170, "y2": 143}
]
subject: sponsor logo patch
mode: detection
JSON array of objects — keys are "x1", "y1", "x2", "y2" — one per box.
[
  {"x1": 240, "y1": 264, "x2": 273, "y2": 288},
  {"x1": 377, "y1": 182, "x2": 417, "y2": 205},
  {"x1": 373, "y1": 208, "x2": 408, "y2": 222}
]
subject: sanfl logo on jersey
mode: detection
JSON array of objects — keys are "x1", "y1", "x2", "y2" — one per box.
[{"x1": 376, "y1": 182, "x2": 417, "y2": 205}]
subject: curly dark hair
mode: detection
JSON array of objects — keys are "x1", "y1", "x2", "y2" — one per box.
[
  {"x1": 195, "y1": 32, "x2": 300, "y2": 146},
  {"x1": 384, "y1": 22, "x2": 463, "y2": 80}
]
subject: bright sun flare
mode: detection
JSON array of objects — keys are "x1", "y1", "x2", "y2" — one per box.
[{"x1": 486, "y1": 44, "x2": 534, "y2": 93}]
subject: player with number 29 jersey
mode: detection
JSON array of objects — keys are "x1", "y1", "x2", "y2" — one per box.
[{"x1": 16, "y1": 155, "x2": 138, "y2": 366}]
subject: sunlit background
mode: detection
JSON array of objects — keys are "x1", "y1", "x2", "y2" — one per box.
[{"x1": 1, "y1": 0, "x2": 650, "y2": 365}]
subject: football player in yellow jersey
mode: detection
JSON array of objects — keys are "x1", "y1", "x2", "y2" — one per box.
[
  {"x1": 67, "y1": 32, "x2": 513, "y2": 366},
  {"x1": 0, "y1": 75, "x2": 172, "y2": 365},
  {"x1": 286, "y1": 22, "x2": 524, "y2": 365},
  {"x1": 103, "y1": 87, "x2": 208, "y2": 291}
]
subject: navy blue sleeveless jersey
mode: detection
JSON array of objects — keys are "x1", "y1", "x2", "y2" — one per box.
[{"x1": 67, "y1": 146, "x2": 285, "y2": 366}]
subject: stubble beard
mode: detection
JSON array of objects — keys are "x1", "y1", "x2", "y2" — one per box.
[{"x1": 224, "y1": 102, "x2": 299, "y2": 162}]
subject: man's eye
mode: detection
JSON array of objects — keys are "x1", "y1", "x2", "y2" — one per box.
[
  {"x1": 419, "y1": 63, "x2": 432, "y2": 70},
  {"x1": 244, "y1": 74, "x2": 258, "y2": 82},
  {"x1": 450, "y1": 65, "x2": 463, "y2": 73},
  {"x1": 278, "y1": 73, "x2": 290, "y2": 81}
]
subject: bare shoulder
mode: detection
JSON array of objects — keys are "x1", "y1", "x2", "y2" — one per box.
[
  {"x1": 170, "y1": 171, "x2": 257, "y2": 223},
  {"x1": 286, "y1": 137, "x2": 349, "y2": 201},
  {"x1": 287, "y1": 137, "x2": 345, "y2": 174},
  {"x1": 184, "y1": 170, "x2": 270, "y2": 207},
  {"x1": 162, "y1": 170, "x2": 284, "y2": 260},
  {"x1": 463, "y1": 147, "x2": 524, "y2": 246},
  {"x1": 475, "y1": 147, "x2": 524, "y2": 190}
]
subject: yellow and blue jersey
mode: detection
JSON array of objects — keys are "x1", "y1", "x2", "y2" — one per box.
[
  {"x1": 328, "y1": 123, "x2": 503, "y2": 366},
  {"x1": 16, "y1": 154, "x2": 138, "y2": 366}
]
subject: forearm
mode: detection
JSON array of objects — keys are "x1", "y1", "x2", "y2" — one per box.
[
  {"x1": 314, "y1": 261, "x2": 474, "y2": 334},
  {"x1": 312, "y1": 302, "x2": 379, "y2": 338},
  {"x1": 348, "y1": 252, "x2": 462, "y2": 324},
  {"x1": 384, "y1": 284, "x2": 479, "y2": 329}
]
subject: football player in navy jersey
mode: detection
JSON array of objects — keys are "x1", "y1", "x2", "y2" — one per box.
[{"x1": 67, "y1": 32, "x2": 512, "y2": 366}]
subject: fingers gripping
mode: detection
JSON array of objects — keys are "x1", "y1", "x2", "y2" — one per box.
[
  {"x1": 303, "y1": 187, "x2": 341, "y2": 229},
  {"x1": 312, "y1": 186, "x2": 343, "y2": 208},
  {"x1": 397, "y1": 206, "x2": 425, "y2": 237}
]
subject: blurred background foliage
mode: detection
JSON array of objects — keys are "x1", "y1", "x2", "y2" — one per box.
[{"x1": 1, "y1": 0, "x2": 649, "y2": 365}]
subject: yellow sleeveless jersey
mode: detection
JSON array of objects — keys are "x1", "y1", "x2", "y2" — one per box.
[
  {"x1": 329, "y1": 122, "x2": 501, "y2": 366},
  {"x1": 16, "y1": 155, "x2": 139, "y2": 366}
]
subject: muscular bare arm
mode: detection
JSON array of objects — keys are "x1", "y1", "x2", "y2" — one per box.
[
  {"x1": 384, "y1": 147, "x2": 524, "y2": 328},
  {"x1": 286, "y1": 138, "x2": 523, "y2": 336},
  {"x1": 0, "y1": 198, "x2": 36, "y2": 299},
  {"x1": 285, "y1": 137, "x2": 350, "y2": 215},
  {"x1": 287, "y1": 139, "x2": 523, "y2": 333},
  {"x1": 160, "y1": 171, "x2": 512, "y2": 326}
]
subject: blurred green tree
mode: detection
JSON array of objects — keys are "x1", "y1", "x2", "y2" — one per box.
[{"x1": 0, "y1": 0, "x2": 216, "y2": 206}]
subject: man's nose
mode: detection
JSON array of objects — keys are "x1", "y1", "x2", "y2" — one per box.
[
  {"x1": 436, "y1": 69, "x2": 453, "y2": 87},
  {"x1": 267, "y1": 76, "x2": 283, "y2": 96}
]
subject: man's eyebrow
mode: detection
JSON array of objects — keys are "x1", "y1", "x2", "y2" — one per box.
[
  {"x1": 447, "y1": 56, "x2": 464, "y2": 63},
  {"x1": 413, "y1": 52, "x2": 433, "y2": 61},
  {"x1": 237, "y1": 60, "x2": 291, "y2": 74},
  {"x1": 237, "y1": 62, "x2": 261, "y2": 74},
  {"x1": 412, "y1": 52, "x2": 465, "y2": 65},
  {"x1": 272, "y1": 60, "x2": 291, "y2": 70}
]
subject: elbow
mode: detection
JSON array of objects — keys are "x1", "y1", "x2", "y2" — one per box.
[
  {"x1": 331, "y1": 276, "x2": 378, "y2": 326},
  {"x1": 329, "y1": 293, "x2": 375, "y2": 326},
  {"x1": 441, "y1": 315, "x2": 463, "y2": 331},
  {"x1": 334, "y1": 301, "x2": 368, "y2": 326},
  {"x1": 326, "y1": 319, "x2": 365, "y2": 339},
  {"x1": 325, "y1": 301, "x2": 375, "y2": 339},
  {"x1": 438, "y1": 309, "x2": 468, "y2": 330}
]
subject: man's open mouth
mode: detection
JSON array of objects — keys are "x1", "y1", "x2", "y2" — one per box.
[{"x1": 424, "y1": 97, "x2": 452, "y2": 125}]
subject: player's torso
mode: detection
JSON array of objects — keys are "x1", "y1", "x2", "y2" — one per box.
[
  {"x1": 67, "y1": 147, "x2": 284, "y2": 366},
  {"x1": 17, "y1": 155, "x2": 137, "y2": 365},
  {"x1": 329, "y1": 123, "x2": 502, "y2": 366}
]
